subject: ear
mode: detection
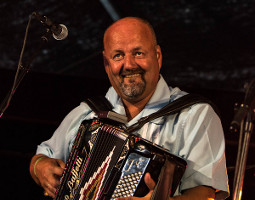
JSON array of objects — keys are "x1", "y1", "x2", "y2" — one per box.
[{"x1": 156, "y1": 45, "x2": 162, "y2": 70}]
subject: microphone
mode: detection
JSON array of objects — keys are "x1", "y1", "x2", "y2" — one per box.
[
  {"x1": 230, "y1": 79, "x2": 255, "y2": 133},
  {"x1": 32, "y1": 12, "x2": 68, "y2": 40}
]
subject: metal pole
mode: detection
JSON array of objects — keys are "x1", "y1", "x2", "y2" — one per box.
[{"x1": 232, "y1": 112, "x2": 254, "y2": 200}]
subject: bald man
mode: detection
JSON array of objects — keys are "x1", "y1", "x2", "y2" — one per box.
[{"x1": 30, "y1": 17, "x2": 229, "y2": 199}]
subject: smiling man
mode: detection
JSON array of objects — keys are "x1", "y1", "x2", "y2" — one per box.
[
  {"x1": 103, "y1": 17, "x2": 162, "y2": 120},
  {"x1": 30, "y1": 17, "x2": 229, "y2": 199}
]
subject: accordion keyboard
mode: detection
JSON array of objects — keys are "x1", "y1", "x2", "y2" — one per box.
[{"x1": 110, "y1": 152, "x2": 150, "y2": 199}]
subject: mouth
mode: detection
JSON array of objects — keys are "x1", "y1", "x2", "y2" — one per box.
[{"x1": 123, "y1": 74, "x2": 141, "y2": 78}]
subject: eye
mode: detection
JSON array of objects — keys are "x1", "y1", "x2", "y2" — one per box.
[
  {"x1": 135, "y1": 51, "x2": 144, "y2": 57},
  {"x1": 113, "y1": 53, "x2": 124, "y2": 61}
]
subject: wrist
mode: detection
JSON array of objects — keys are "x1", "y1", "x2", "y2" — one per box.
[{"x1": 33, "y1": 155, "x2": 48, "y2": 178}]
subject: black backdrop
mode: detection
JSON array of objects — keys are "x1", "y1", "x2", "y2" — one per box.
[{"x1": 0, "y1": 0, "x2": 255, "y2": 199}]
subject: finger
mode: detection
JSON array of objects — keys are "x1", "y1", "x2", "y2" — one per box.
[
  {"x1": 44, "y1": 183, "x2": 56, "y2": 198},
  {"x1": 56, "y1": 159, "x2": 66, "y2": 169},
  {"x1": 144, "y1": 173, "x2": 155, "y2": 190},
  {"x1": 53, "y1": 165, "x2": 65, "y2": 177},
  {"x1": 41, "y1": 163, "x2": 62, "y2": 189},
  {"x1": 117, "y1": 194, "x2": 152, "y2": 200},
  {"x1": 50, "y1": 176, "x2": 62, "y2": 189},
  {"x1": 116, "y1": 197, "x2": 134, "y2": 200},
  {"x1": 43, "y1": 191, "x2": 49, "y2": 197},
  {"x1": 46, "y1": 170, "x2": 62, "y2": 189}
]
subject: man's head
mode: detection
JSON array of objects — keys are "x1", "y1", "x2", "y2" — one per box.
[{"x1": 103, "y1": 17, "x2": 162, "y2": 104}]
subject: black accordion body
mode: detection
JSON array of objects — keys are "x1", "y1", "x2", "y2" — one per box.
[{"x1": 55, "y1": 116, "x2": 186, "y2": 200}]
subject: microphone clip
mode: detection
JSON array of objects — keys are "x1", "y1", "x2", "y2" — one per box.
[{"x1": 32, "y1": 12, "x2": 68, "y2": 40}]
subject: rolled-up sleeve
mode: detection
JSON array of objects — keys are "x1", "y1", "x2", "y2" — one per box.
[
  {"x1": 36, "y1": 102, "x2": 93, "y2": 163},
  {"x1": 178, "y1": 104, "x2": 229, "y2": 198}
]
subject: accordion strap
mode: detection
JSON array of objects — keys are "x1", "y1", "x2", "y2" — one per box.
[
  {"x1": 85, "y1": 93, "x2": 218, "y2": 133},
  {"x1": 85, "y1": 95, "x2": 113, "y2": 113},
  {"x1": 126, "y1": 93, "x2": 218, "y2": 133}
]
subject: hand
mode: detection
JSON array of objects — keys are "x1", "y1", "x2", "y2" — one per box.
[
  {"x1": 34, "y1": 156, "x2": 65, "y2": 198},
  {"x1": 116, "y1": 173, "x2": 156, "y2": 200}
]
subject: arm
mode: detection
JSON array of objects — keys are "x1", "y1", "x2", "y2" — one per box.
[
  {"x1": 29, "y1": 154, "x2": 65, "y2": 198},
  {"x1": 30, "y1": 103, "x2": 93, "y2": 197},
  {"x1": 172, "y1": 186, "x2": 215, "y2": 200}
]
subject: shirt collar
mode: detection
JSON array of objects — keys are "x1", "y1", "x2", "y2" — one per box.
[{"x1": 105, "y1": 75, "x2": 183, "y2": 126}]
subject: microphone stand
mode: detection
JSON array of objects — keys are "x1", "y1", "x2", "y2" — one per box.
[
  {"x1": 232, "y1": 106, "x2": 254, "y2": 200},
  {"x1": 0, "y1": 14, "x2": 52, "y2": 118}
]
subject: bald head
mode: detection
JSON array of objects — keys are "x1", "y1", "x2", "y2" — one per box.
[
  {"x1": 103, "y1": 17, "x2": 157, "y2": 50},
  {"x1": 102, "y1": 16, "x2": 162, "y2": 109}
]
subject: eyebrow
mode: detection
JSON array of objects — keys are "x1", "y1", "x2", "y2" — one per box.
[
  {"x1": 111, "y1": 46, "x2": 144, "y2": 54},
  {"x1": 112, "y1": 49, "x2": 123, "y2": 53},
  {"x1": 133, "y1": 46, "x2": 143, "y2": 51}
]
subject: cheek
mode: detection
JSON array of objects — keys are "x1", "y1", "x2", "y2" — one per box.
[
  {"x1": 105, "y1": 63, "x2": 122, "y2": 88},
  {"x1": 143, "y1": 60, "x2": 160, "y2": 83},
  {"x1": 107, "y1": 62, "x2": 122, "y2": 76},
  {"x1": 140, "y1": 59, "x2": 160, "y2": 75}
]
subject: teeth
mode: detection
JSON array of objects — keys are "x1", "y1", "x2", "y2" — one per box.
[{"x1": 125, "y1": 74, "x2": 140, "y2": 78}]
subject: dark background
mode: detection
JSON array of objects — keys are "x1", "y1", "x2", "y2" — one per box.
[{"x1": 0, "y1": 0, "x2": 254, "y2": 199}]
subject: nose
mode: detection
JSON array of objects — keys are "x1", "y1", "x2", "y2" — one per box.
[{"x1": 123, "y1": 55, "x2": 137, "y2": 70}]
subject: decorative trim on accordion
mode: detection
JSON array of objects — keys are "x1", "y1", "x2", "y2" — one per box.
[{"x1": 79, "y1": 147, "x2": 116, "y2": 200}]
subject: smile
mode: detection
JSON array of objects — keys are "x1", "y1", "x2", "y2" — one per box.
[{"x1": 123, "y1": 74, "x2": 141, "y2": 78}]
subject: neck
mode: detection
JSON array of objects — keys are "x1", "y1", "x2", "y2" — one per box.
[{"x1": 122, "y1": 94, "x2": 152, "y2": 121}]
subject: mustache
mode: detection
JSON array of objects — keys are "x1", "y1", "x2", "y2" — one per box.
[{"x1": 120, "y1": 68, "x2": 145, "y2": 76}]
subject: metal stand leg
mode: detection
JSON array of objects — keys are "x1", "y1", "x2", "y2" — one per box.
[{"x1": 232, "y1": 112, "x2": 254, "y2": 200}]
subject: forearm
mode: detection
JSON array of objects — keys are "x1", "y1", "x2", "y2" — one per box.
[{"x1": 171, "y1": 186, "x2": 216, "y2": 200}]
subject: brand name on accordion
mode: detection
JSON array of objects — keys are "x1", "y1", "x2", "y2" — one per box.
[{"x1": 66, "y1": 156, "x2": 83, "y2": 197}]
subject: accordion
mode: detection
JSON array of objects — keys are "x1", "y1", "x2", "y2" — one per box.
[{"x1": 54, "y1": 113, "x2": 186, "y2": 200}]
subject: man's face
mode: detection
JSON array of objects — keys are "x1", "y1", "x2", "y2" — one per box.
[{"x1": 103, "y1": 18, "x2": 162, "y2": 103}]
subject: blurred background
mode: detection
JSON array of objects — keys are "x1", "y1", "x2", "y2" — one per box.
[{"x1": 0, "y1": 0, "x2": 254, "y2": 199}]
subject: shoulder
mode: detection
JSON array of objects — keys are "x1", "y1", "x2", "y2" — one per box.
[{"x1": 57, "y1": 102, "x2": 94, "y2": 132}]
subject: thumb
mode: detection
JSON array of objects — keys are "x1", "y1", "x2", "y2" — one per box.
[{"x1": 144, "y1": 173, "x2": 155, "y2": 191}]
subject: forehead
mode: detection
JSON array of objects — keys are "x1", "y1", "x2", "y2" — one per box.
[{"x1": 104, "y1": 19, "x2": 154, "y2": 51}]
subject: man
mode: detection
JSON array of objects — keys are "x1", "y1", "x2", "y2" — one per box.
[{"x1": 29, "y1": 17, "x2": 229, "y2": 199}]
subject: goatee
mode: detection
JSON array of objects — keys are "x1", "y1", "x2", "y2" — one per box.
[{"x1": 120, "y1": 76, "x2": 146, "y2": 98}]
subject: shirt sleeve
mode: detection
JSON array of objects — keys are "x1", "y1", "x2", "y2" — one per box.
[
  {"x1": 36, "y1": 102, "x2": 92, "y2": 163},
  {"x1": 178, "y1": 103, "x2": 229, "y2": 199}
]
